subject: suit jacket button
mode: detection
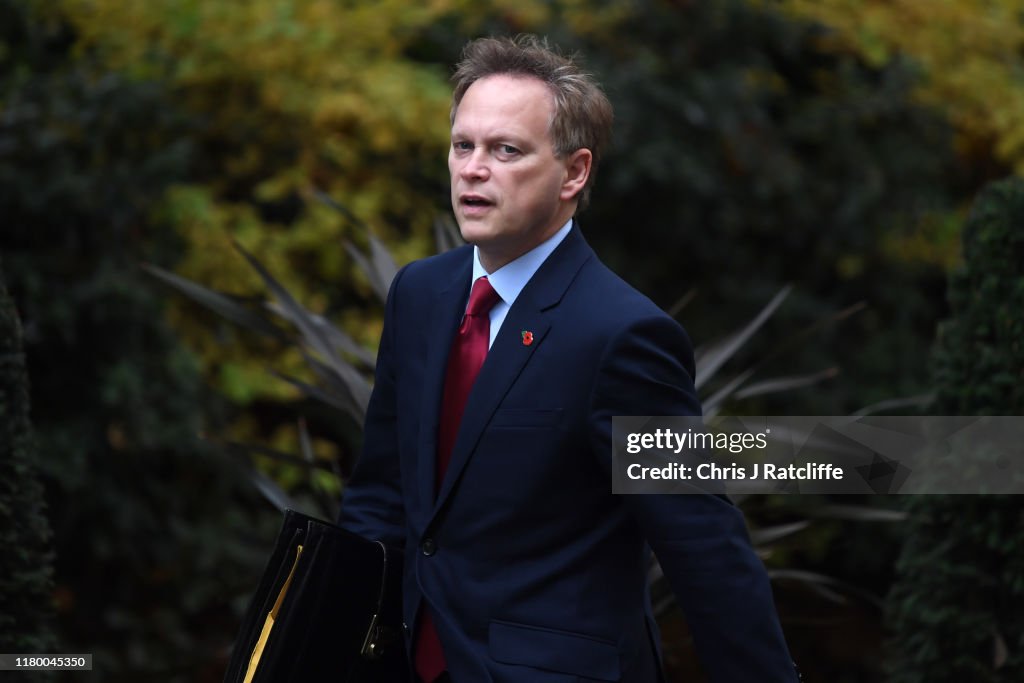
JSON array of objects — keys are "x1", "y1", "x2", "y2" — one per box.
[{"x1": 421, "y1": 538, "x2": 437, "y2": 556}]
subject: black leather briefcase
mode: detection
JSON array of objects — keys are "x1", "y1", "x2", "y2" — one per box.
[{"x1": 223, "y1": 509, "x2": 409, "y2": 683}]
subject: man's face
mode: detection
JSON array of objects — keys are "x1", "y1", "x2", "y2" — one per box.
[{"x1": 449, "y1": 74, "x2": 587, "y2": 272}]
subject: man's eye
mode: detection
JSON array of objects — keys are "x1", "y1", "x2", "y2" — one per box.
[
  {"x1": 498, "y1": 144, "x2": 520, "y2": 156},
  {"x1": 453, "y1": 141, "x2": 472, "y2": 152}
]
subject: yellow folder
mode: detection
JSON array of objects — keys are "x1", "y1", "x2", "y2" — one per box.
[{"x1": 243, "y1": 544, "x2": 304, "y2": 683}]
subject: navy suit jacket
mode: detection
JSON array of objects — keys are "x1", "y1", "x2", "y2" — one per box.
[{"x1": 339, "y1": 226, "x2": 796, "y2": 682}]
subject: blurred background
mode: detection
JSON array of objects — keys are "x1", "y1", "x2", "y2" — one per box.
[{"x1": 2, "y1": 0, "x2": 1022, "y2": 680}]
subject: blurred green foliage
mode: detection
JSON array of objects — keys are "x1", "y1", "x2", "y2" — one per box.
[
  {"x1": 44, "y1": 0, "x2": 974, "y2": 432},
  {"x1": 57, "y1": 0, "x2": 460, "y2": 424},
  {"x1": 778, "y1": 0, "x2": 1024, "y2": 175},
  {"x1": 2, "y1": 0, "x2": 1021, "y2": 679},
  {"x1": 1, "y1": 1, "x2": 277, "y2": 679},
  {"x1": 49, "y1": 0, "x2": 982, "y2": 424},
  {"x1": 536, "y1": 0, "x2": 961, "y2": 415},
  {"x1": 885, "y1": 178, "x2": 1024, "y2": 682}
]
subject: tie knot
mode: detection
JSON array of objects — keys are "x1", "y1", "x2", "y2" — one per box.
[{"x1": 467, "y1": 276, "x2": 501, "y2": 317}]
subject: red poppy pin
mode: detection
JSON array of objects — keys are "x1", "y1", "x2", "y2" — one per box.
[{"x1": 521, "y1": 330, "x2": 534, "y2": 346}]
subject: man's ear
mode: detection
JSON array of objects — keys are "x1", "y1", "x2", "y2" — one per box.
[{"x1": 560, "y1": 148, "x2": 592, "y2": 202}]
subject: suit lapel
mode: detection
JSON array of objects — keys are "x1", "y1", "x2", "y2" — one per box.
[
  {"x1": 416, "y1": 252, "x2": 473, "y2": 516},
  {"x1": 432, "y1": 227, "x2": 594, "y2": 516}
]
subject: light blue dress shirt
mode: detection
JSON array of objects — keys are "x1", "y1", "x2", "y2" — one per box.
[{"x1": 470, "y1": 218, "x2": 573, "y2": 348}]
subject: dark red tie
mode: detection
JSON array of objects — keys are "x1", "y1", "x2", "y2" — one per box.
[{"x1": 415, "y1": 276, "x2": 500, "y2": 683}]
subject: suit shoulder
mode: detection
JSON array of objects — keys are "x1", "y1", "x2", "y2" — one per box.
[
  {"x1": 576, "y1": 256, "x2": 678, "y2": 326},
  {"x1": 391, "y1": 245, "x2": 472, "y2": 291},
  {"x1": 572, "y1": 255, "x2": 696, "y2": 362}
]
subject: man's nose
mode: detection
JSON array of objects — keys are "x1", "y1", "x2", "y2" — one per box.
[{"x1": 460, "y1": 149, "x2": 490, "y2": 181}]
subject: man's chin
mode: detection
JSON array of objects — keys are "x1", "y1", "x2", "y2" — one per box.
[{"x1": 457, "y1": 222, "x2": 495, "y2": 247}]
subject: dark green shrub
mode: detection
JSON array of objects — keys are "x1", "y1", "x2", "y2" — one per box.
[
  {"x1": 885, "y1": 177, "x2": 1024, "y2": 682},
  {"x1": 0, "y1": 260, "x2": 56, "y2": 679}
]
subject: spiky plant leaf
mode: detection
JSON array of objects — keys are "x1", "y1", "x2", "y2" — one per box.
[
  {"x1": 694, "y1": 285, "x2": 791, "y2": 389},
  {"x1": 345, "y1": 240, "x2": 393, "y2": 304},
  {"x1": 433, "y1": 214, "x2": 463, "y2": 253},
  {"x1": 733, "y1": 367, "x2": 840, "y2": 401},
  {"x1": 233, "y1": 241, "x2": 339, "y2": 366},
  {"x1": 143, "y1": 263, "x2": 286, "y2": 340},
  {"x1": 749, "y1": 520, "x2": 811, "y2": 546},
  {"x1": 247, "y1": 467, "x2": 300, "y2": 514},
  {"x1": 270, "y1": 371, "x2": 363, "y2": 425},
  {"x1": 264, "y1": 301, "x2": 375, "y2": 368}
]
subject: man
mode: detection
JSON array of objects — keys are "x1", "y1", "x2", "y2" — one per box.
[{"x1": 339, "y1": 35, "x2": 798, "y2": 682}]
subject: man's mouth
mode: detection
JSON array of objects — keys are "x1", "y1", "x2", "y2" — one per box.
[{"x1": 460, "y1": 194, "x2": 493, "y2": 208}]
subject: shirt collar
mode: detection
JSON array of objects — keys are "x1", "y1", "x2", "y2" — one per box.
[{"x1": 472, "y1": 218, "x2": 573, "y2": 307}]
